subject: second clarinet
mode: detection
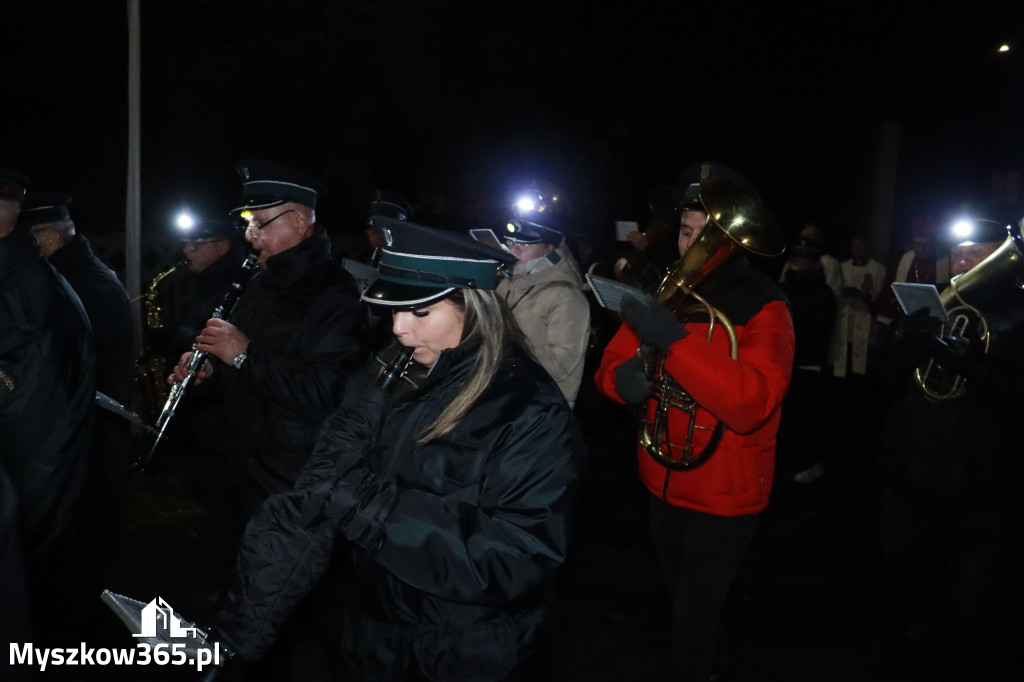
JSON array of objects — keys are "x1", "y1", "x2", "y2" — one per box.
[{"x1": 136, "y1": 251, "x2": 261, "y2": 470}]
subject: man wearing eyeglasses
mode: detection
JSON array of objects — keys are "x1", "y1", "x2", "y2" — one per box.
[{"x1": 170, "y1": 159, "x2": 373, "y2": 610}]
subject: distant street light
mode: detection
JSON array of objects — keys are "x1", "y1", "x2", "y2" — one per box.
[{"x1": 998, "y1": 44, "x2": 1010, "y2": 53}]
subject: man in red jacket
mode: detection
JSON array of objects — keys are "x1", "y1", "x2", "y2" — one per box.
[{"x1": 595, "y1": 163, "x2": 794, "y2": 682}]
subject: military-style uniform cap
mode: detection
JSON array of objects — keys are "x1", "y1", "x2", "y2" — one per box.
[
  {"x1": 503, "y1": 218, "x2": 564, "y2": 245},
  {"x1": 362, "y1": 217, "x2": 517, "y2": 307},
  {"x1": 0, "y1": 167, "x2": 30, "y2": 203},
  {"x1": 678, "y1": 161, "x2": 758, "y2": 205},
  {"x1": 178, "y1": 216, "x2": 239, "y2": 242},
  {"x1": 231, "y1": 159, "x2": 325, "y2": 214},
  {"x1": 367, "y1": 190, "x2": 413, "y2": 221},
  {"x1": 20, "y1": 191, "x2": 72, "y2": 226}
]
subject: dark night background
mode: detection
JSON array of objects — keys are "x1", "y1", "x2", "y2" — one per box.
[{"x1": 5, "y1": 1, "x2": 1024, "y2": 263}]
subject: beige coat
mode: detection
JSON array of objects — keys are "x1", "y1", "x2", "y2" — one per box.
[{"x1": 497, "y1": 243, "x2": 590, "y2": 406}]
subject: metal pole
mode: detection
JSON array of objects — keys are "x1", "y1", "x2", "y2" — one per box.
[{"x1": 126, "y1": 0, "x2": 143, "y2": 346}]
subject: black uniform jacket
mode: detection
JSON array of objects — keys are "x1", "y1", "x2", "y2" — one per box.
[
  {"x1": 218, "y1": 341, "x2": 587, "y2": 681},
  {"x1": 876, "y1": 300, "x2": 1024, "y2": 510},
  {"x1": 48, "y1": 233, "x2": 136, "y2": 403},
  {"x1": 0, "y1": 230, "x2": 97, "y2": 558},
  {"x1": 222, "y1": 229, "x2": 373, "y2": 514}
]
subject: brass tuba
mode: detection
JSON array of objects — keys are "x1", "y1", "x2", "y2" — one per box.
[
  {"x1": 915, "y1": 222, "x2": 1024, "y2": 401},
  {"x1": 638, "y1": 176, "x2": 785, "y2": 470}
]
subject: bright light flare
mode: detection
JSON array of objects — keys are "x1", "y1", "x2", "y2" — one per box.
[
  {"x1": 515, "y1": 197, "x2": 536, "y2": 213},
  {"x1": 999, "y1": 44, "x2": 1010, "y2": 53},
  {"x1": 176, "y1": 211, "x2": 195, "y2": 231},
  {"x1": 951, "y1": 219, "x2": 974, "y2": 239}
]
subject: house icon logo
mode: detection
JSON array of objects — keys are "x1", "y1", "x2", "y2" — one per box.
[{"x1": 132, "y1": 597, "x2": 202, "y2": 639}]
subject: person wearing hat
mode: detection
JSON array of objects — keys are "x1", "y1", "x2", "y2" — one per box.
[
  {"x1": 212, "y1": 217, "x2": 586, "y2": 680},
  {"x1": 21, "y1": 190, "x2": 138, "y2": 509},
  {"x1": 170, "y1": 160, "x2": 374, "y2": 601},
  {"x1": 594, "y1": 165, "x2": 794, "y2": 682},
  {"x1": 776, "y1": 235, "x2": 838, "y2": 485},
  {"x1": 0, "y1": 168, "x2": 100, "y2": 649},
  {"x1": 497, "y1": 181, "x2": 591, "y2": 407},
  {"x1": 874, "y1": 207, "x2": 1024, "y2": 678},
  {"x1": 151, "y1": 212, "x2": 248, "y2": 362}
]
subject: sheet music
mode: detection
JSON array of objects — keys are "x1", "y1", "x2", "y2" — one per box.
[
  {"x1": 585, "y1": 273, "x2": 650, "y2": 312},
  {"x1": 891, "y1": 282, "x2": 949, "y2": 322}
]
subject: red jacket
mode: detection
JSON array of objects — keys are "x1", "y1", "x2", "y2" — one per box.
[{"x1": 595, "y1": 258, "x2": 794, "y2": 516}]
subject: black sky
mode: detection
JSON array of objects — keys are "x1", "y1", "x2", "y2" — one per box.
[{"x1": 5, "y1": 1, "x2": 1023, "y2": 257}]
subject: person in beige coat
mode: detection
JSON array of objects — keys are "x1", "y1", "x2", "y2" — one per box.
[{"x1": 498, "y1": 183, "x2": 590, "y2": 407}]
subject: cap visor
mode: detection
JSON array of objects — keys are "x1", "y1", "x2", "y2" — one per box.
[{"x1": 361, "y1": 279, "x2": 456, "y2": 308}]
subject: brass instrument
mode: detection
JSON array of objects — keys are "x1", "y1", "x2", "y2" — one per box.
[
  {"x1": 135, "y1": 252, "x2": 261, "y2": 470},
  {"x1": 638, "y1": 176, "x2": 785, "y2": 470},
  {"x1": 133, "y1": 260, "x2": 188, "y2": 422},
  {"x1": 915, "y1": 223, "x2": 1024, "y2": 401}
]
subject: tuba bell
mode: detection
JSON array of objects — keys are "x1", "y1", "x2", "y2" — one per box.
[
  {"x1": 915, "y1": 221, "x2": 1024, "y2": 401},
  {"x1": 638, "y1": 176, "x2": 785, "y2": 470}
]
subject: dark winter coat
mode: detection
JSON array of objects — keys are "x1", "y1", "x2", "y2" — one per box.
[
  {"x1": 48, "y1": 233, "x2": 136, "y2": 403},
  {"x1": 218, "y1": 341, "x2": 586, "y2": 681},
  {"x1": 221, "y1": 229, "x2": 374, "y2": 516},
  {"x1": 0, "y1": 229, "x2": 97, "y2": 559},
  {"x1": 876, "y1": 298, "x2": 1024, "y2": 510}
]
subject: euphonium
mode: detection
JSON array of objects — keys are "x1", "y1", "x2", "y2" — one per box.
[
  {"x1": 638, "y1": 176, "x2": 785, "y2": 470},
  {"x1": 915, "y1": 222, "x2": 1024, "y2": 402}
]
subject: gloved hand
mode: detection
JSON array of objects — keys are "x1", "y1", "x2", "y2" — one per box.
[
  {"x1": 893, "y1": 308, "x2": 942, "y2": 363},
  {"x1": 930, "y1": 335, "x2": 985, "y2": 379},
  {"x1": 621, "y1": 295, "x2": 689, "y2": 352},
  {"x1": 614, "y1": 356, "x2": 652, "y2": 404}
]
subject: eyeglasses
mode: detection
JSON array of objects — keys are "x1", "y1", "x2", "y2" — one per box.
[{"x1": 246, "y1": 209, "x2": 296, "y2": 232}]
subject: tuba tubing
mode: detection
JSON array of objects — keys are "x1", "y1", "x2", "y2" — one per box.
[
  {"x1": 636, "y1": 176, "x2": 782, "y2": 471},
  {"x1": 914, "y1": 223, "x2": 1024, "y2": 401}
]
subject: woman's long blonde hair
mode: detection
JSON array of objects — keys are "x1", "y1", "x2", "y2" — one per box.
[{"x1": 418, "y1": 288, "x2": 530, "y2": 444}]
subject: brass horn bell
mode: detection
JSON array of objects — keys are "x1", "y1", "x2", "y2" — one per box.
[{"x1": 638, "y1": 175, "x2": 784, "y2": 470}]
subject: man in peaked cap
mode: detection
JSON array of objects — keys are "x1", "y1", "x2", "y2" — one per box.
[
  {"x1": 22, "y1": 190, "x2": 138, "y2": 504},
  {"x1": 0, "y1": 170, "x2": 100, "y2": 648},
  {"x1": 875, "y1": 205, "x2": 1024, "y2": 677},
  {"x1": 170, "y1": 159, "x2": 374, "y2": 615},
  {"x1": 497, "y1": 180, "x2": 590, "y2": 407}
]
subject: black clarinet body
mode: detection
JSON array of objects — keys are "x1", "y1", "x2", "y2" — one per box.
[
  {"x1": 135, "y1": 252, "x2": 261, "y2": 470},
  {"x1": 377, "y1": 344, "x2": 415, "y2": 391}
]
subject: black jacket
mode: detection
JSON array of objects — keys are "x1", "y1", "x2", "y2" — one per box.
[
  {"x1": 0, "y1": 230, "x2": 97, "y2": 559},
  {"x1": 48, "y1": 233, "x2": 136, "y2": 403},
  {"x1": 876, "y1": 299, "x2": 1024, "y2": 509},
  {"x1": 218, "y1": 341, "x2": 587, "y2": 681},
  {"x1": 222, "y1": 229, "x2": 374, "y2": 515}
]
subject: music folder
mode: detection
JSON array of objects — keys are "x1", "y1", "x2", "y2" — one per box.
[{"x1": 585, "y1": 273, "x2": 650, "y2": 312}]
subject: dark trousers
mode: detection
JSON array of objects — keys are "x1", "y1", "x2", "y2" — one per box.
[
  {"x1": 648, "y1": 497, "x2": 758, "y2": 682},
  {"x1": 878, "y1": 489, "x2": 1011, "y2": 639}
]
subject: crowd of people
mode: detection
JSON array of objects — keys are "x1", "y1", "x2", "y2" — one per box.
[{"x1": 2, "y1": 157, "x2": 1022, "y2": 682}]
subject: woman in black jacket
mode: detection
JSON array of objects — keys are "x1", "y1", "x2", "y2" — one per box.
[{"x1": 215, "y1": 217, "x2": 587, "y2": 681}]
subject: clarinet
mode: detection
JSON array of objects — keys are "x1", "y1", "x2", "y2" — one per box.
[
  {"x1": 135, "y1": 252, "x2": 261, "y2": 470},
  {"x1": 377, "y1": 344, "x2": 415, "y2": 391}
]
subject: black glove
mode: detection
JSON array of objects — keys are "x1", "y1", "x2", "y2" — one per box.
[
  {"x1": 614, "y1": 356, "x2": 652, "y2": 404},
  {"x1": 930, "y1": 335, "x2": 985, "y2": 379},
  {"x1": 621, "y1": 296, "x2": 689, "y2": 352},
  {"x1": 893, "y1": 308, "x2": 942, "y2": 363}
]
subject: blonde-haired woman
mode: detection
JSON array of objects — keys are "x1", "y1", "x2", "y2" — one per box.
[{"x1": 215, "y1": 217, "x2": 586, "y2": 682}]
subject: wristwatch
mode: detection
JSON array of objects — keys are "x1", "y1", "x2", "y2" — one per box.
[{"x1": 232, "y1": 350, "x2": 248, "y2": 369}]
